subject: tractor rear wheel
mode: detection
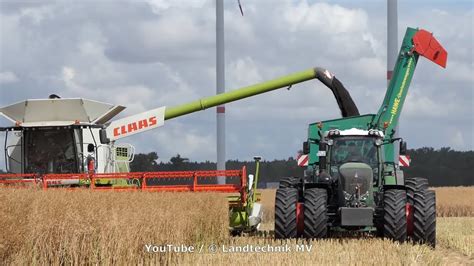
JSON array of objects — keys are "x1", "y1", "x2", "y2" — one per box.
[
  {"x1": 405, "y1": 177, "x2": 433, "y2": 244},
  {"x1": 303, "y1": 188, "x2": 328, "y2": 239},
  {"x1": 275, "y1": 188, "x2": 298, "y2": 239},
  {"x1": 414, "y1": 190, "x2": 436, "y2": 247},
  {"x1": 406, "y1": 177, "x2": 428, "y2": 203},
  {"x1": 279, "y1": 176, "x2": 300, "y2": 188},
  {"x1": 383, "y1": 189, "x2": 407, "y2": 242}
]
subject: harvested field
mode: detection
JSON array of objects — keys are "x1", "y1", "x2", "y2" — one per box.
[
  {"x1": 0, "y1": 186, "x2": 472, "y2": 265},
  {"x1": 0, "y1": 189, "x2": 228, "y2": 264},
  {"x1": 437, "y1": 217, "x2": 473, "y2": 257},
  {"x1": 433, "y1": 187, "x2": 473, "y2": 217}
]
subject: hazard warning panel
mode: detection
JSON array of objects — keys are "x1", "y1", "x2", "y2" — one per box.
[
  {"x1": 399, "y1": 155, "x2": 411, "y2": 167},
  {"x1": 297, "y1": 154, "x2": 309, "y2": 167}
]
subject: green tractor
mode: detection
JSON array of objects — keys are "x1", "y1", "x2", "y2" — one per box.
[{"x1": 275, "y1": 27, "x2": 447, "y2": 247}]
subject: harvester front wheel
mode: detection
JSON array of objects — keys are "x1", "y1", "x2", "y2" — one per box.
[
  {"x1": 275, "y1": 188, "x2": 298, "y2": 239},
  {"x1": 383, "y1": 189, "x2": 407, "y2": 242},
  {"x1": 303, "y1": 188, "x2": 328, "y2": 239},
  {"x1": 413, "y1": 190, "x2": 436, "y2": 247},
  {"x1": 279, "y1": 176, "x2": 300, "y2": 188}
]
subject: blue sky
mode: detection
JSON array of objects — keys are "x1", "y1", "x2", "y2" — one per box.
[{"x1": 0, "y1": 0, "x2": 472, "y2": 166}]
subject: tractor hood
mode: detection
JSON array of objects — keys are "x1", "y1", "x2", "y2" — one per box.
[
  {"x1": 0, "y1": 98, "x2": 125, "y2": 127},
  {"x1": 339, "y1": 162, "x2": 373, "y2": 206}
]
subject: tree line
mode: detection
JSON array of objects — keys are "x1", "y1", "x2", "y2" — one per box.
[
  {"x1": 0, "y1": 147, "x2": 470, "y2": 187},
  {"x1": 130, "y1": 147, "x2": 473, "y2": 187}
]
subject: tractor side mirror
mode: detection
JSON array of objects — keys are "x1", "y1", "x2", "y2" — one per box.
[
  {"x1": 99, "y1": 129, "x2": 110, "y2": 144},
  {"x1": 87, "y1": 144, "x2": 95, "y2": 153},
  {"x1": 303, "y1": 141, "x2": 310, "y2": 154},
  {"x1": 318, "y1": 141, "x2": 327, "y2": 171},
  {"x1": 400, "y1": 141, "x2": 407, "y2": 155}
]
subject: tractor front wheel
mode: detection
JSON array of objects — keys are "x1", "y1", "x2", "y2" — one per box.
[
  {"x1": 383, "y1": 189, "x2": 407, "y2": 242},
  {"x1": 275, "y1": 188, "x2": 298, "y2": 239},
  {"x1": 303, "y1": 188, "x2": 328, "y2": 239}
]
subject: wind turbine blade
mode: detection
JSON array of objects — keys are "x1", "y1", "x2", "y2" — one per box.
[{"x1": 238, "y1": 0, "x2": 244, "y2": 16}]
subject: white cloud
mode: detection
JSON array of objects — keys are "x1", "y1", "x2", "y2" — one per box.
[
  {"x1": 348, "y1": 57, "x2": 385, "y2": 80},
  {"x1": 0, "y1": 0, "x2": 472, "y2": 170},
  {"x1": 227, "y1": 57, "x2": 262, "y2": 87},
  {"x1": 62, "y1": 66, "x2": 89, "y2": 95},
  {"x1": 144, "y1": 0, "x2": 208, "y2": 14},
  {"x1": 403, "y1": 88, "x2": 469, "y2": 120},
  {"x1": 283, "y1": 2, "x2": 368, "y2": 34},
  {"x1": 62, "y1": 66, "x2": 75, "y2": 81},
  {"x1": 0, "y1": 71, "x2": 19, "y2": 84},
  {"x1": 109, "y1": 85, "x2": 155, "y2": 114},
  {"x1": 445, "y1": 60, "x2": 474, "y2": 83},
  {"x1": 19, "y1": 5, "x2": 54, "y2": 24},
  {"x1": 138, "y1": 15, "x2": 212, "y2": 51},
  {"x1": 449, "y1": 130, "x2": 465, "y2": 149}
]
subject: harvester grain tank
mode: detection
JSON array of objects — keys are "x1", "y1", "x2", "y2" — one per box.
[{"x1": 275, "y1": 28, "x2": 447, "y2": 247}]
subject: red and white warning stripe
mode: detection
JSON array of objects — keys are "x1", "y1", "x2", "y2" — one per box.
[
  {"x1": 399, "y1": 155, "x2": 411, "y2": 167},
  {"x1": 297, "y1": 154, "x2": 309, "y2": 167}
]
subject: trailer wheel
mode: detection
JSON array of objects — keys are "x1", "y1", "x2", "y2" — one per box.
[
  {"x1": 413, "y1": 190, "x2": 436, "y2": 247},
  {"x1": 303, "y1": 188, "x2": 328, "y2": 239},
  {"x1": 279, "y1": 176, "x2": 300, "y2": 188},
  {"x1": 383, "y1": 189, "x2": 407, "y2": 242},
  {"x1": 275, "y1": 188, "x2": 298, "y2": 239}
]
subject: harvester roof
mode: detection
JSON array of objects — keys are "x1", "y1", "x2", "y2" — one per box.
[{"x1": 0, "y1": 98, "x2": 125, "y2": 127}]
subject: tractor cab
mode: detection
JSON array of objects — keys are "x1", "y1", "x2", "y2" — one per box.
[
  {"x1": 321, "y1": 128, "x2": 384, "y2": 208},
  {"x1": 326, "y1": 129, "x2": 384, "y2": 179}
]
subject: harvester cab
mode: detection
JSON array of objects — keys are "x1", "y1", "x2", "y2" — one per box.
[{"x1": 0, "y1": 98, "x2": 130, "y2": 176}]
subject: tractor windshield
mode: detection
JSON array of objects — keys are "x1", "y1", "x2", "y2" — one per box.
[
  {"x1": 329, "y1": 136, "x2": 379, "y2": 174},
  {"x1": 24, "y1": 128, "x2": 80, "y2": 174}
]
